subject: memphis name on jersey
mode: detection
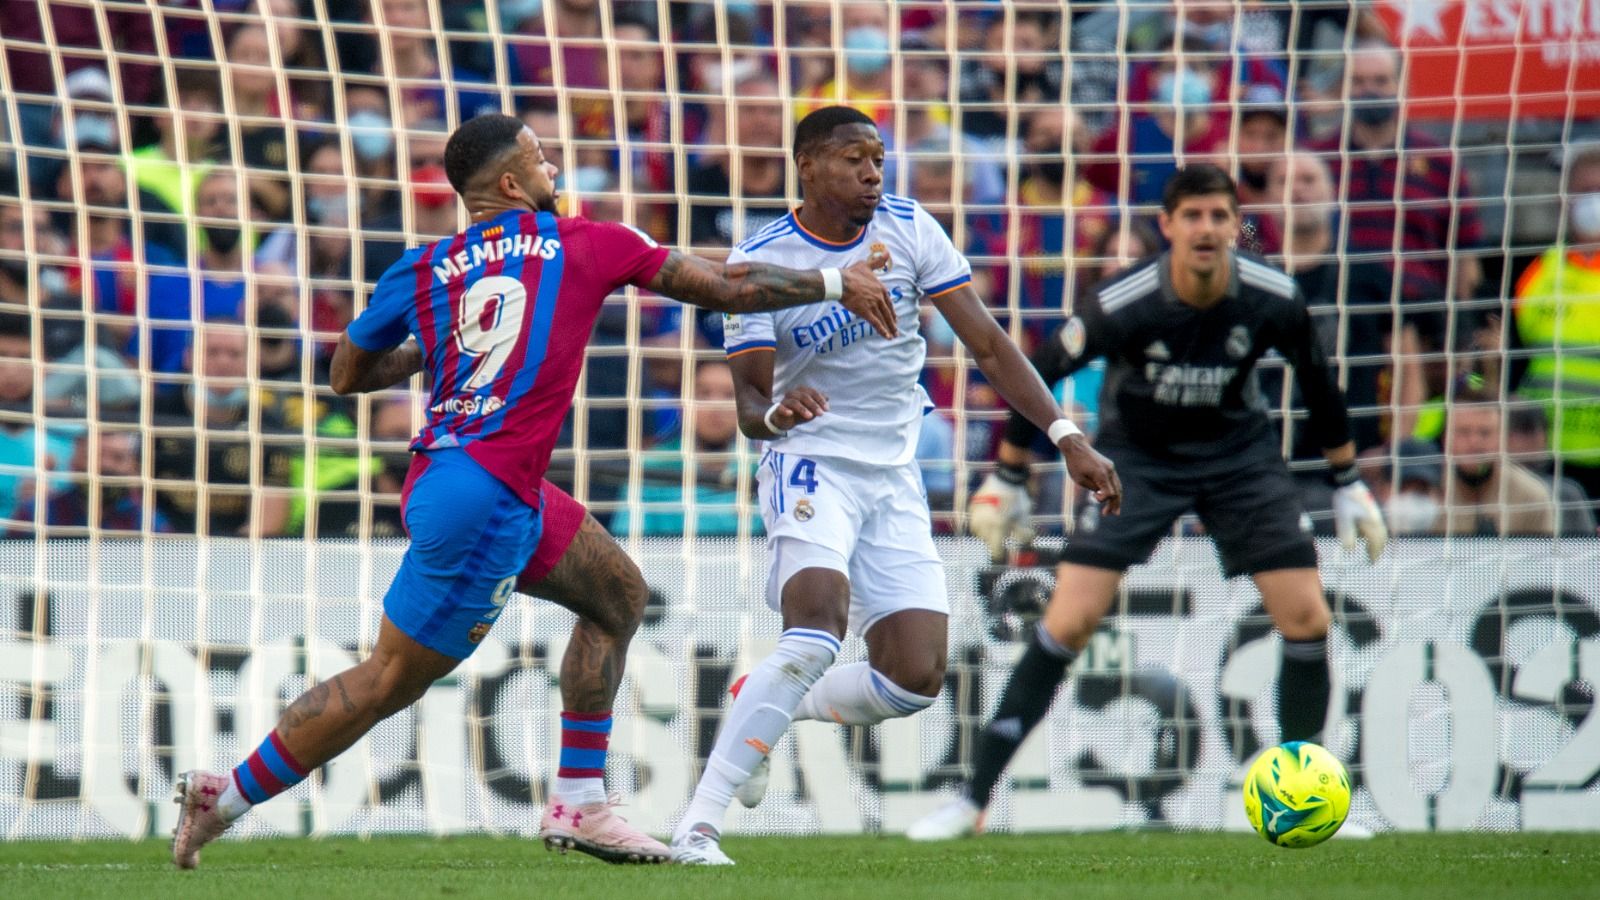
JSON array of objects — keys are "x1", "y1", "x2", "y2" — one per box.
[
  {"x1": 429, "y1": 231, "x2": 561, "y2": 284},
  {"x1": 722, "y1": 194, "x2": 972, "y2": 466}
]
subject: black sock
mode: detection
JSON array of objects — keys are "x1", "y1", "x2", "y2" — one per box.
[
  {"x1": 966, "y1": 623, "x2": 1075, "y2": 809},
  {"x1": 1277, "y1": 636, "x2": 1331, "y2": 742}
]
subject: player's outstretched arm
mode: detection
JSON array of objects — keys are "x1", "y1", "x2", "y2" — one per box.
[
  {"x1": 727, "y1": 347, "x2": 827, "y2": 440},
  {"x1": 646, "y1": 250, "x2": 898, "y2": 338},
  {"x1": 936, "y1": 285, "x2": 1121, "y2": 516},
  {"x1": 1276, "y1": 294, "x2": 1386, "y2": 560},
  {"x1": 329, "y1": 333, "x2": 424, "y2": 395}
]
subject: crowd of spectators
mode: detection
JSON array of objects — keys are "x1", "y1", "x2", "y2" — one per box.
[{"x1": 0, "y1": 0, "x2": 1594, "y2": 540}]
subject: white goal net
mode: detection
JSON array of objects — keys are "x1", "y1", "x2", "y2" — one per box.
[{"x1": 0, "y1": 0, "x2": 1596, "y2": 839}]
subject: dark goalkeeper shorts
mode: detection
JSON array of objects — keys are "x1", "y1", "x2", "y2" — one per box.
[{"x1": 1058, "y1": 440, "x2": 1318, "y2": 578}]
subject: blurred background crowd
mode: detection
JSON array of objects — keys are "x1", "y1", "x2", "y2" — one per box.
[{"x1": 0, "y1": 0, "x2": 1595, "y2": 541}]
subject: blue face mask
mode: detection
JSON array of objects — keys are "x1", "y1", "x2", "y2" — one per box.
[
  {"x1": 1184, "y1": 20, "x2": 1232, "y2": 50},
  {"x1": 73, "y1": 114, "x2": 115, "y2": 150},
  {"x1": 1156, "y1": 69, "x2": 1212, "y2": 109},
  {"x1": 195, "y1": 384, "x2": 249, "y2": 413},
  {"x1": 497, "y1": 0, "x2": 539, "y2": 28},
  {"x1": 924, "y1": 309, "x2": 955, "y2": 347},
  {"x1": 564, "y1": 166, "x2": 611, "y2": 193},
  {"x1": 307, "y1": 194, "x2": 346, "y2": 225},
  {"x1": 844, "y1": 27, "x2": 891, "y2": 76},
  {"x1": 348, "y1": 110, "x2": 393, "y2": 160}
]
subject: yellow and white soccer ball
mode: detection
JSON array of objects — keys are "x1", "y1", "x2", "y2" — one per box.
[{"x1": 1242, "y1": 740, "x2": 1352, "y2": 848}]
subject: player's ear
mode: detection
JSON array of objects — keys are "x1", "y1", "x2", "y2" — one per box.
[
  {"x1": 1157, "y1": 210, "x2": 1173, "y2": 242},
  {"x1": 499, "y1": 170, "x2": 527, "y2": 205}
]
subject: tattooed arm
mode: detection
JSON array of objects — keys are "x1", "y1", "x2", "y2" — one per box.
[
  {"x1": 329, "y1": 333, "x2": 424, "y2": 395},
  {"x1": 645, "y1": 250, "x2": 898, "y2": 338}
]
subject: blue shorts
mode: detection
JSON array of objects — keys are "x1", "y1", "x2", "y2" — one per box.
[{"x1": 385, "y1": 449, "x2": 542, "y2": 659}]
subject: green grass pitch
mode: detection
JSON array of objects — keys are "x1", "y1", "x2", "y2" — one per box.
[{"x1": 3, "y1": 833, "x2": 1597, "y2": 899}]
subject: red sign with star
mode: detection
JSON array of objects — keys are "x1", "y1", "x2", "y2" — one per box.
[{"x1": 1374, "y1": 0, "x2": 1600, "y2": 118}]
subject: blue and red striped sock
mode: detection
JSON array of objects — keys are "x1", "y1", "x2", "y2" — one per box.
[
  {"x1": 553, "y1": 710, "x2": 611, "y2": 805},
  {"x1": 231, "y1": 731, "x2": 309, "y2": 806}
]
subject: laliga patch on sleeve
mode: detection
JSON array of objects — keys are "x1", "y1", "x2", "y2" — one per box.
[
  {"x1": 723, "y1": 313, "x2": 743, "y2": 336},
  {"x1": 623, "y1": 223, "x2": 659, "y2": 248},
  {"x1": 1060, "y1": 316, "x2": 1087, "y2": 358}
]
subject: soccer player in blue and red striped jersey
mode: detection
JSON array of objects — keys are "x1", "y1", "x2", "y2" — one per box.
[{"x1": 171, "y1": 113, "x2": 895, "y2": 868}]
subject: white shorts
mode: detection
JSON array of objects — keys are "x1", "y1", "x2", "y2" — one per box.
[{"x1": 756, "y1": 450, "x2": 949, "y2": 635}]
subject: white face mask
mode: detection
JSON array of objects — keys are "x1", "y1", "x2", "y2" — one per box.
[
  {"x1": 1385, "y1": 492, "x2": 1440, "y2": 534},
  {"x1": 1570, "y1": 192, "x2": 1600, "y2": 240}
]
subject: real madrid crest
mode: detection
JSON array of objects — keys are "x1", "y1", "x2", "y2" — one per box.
[
  {"x1": 1225, "y1": 325, "x2": 1251, "y2": 360},
  {"x1": 467, "y1": 622, "x2": 491, "y2": 644},
  {"x1": 1060, "y1": 316, "x2": 1087, "y2": 358},
  {"x1": 794, "y1": 499, "x2": 815, "y2": 522},
  {"x1": 869, "y1": 241, "x2": 893, "y2": 274}
]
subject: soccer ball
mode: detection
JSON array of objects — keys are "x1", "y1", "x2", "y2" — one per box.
[{"x1": 1242, "y1": 740, "x2": 1351, "y2": 848}]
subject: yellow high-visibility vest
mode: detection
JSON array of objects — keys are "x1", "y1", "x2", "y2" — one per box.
[{"x1": 1515, "y1": 246, "x2": 1600, "y2": 465}]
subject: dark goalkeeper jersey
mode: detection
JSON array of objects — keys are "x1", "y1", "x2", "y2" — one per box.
[{"x1": 1005, "y1": 250, "x2": 1351, "y2": 462}]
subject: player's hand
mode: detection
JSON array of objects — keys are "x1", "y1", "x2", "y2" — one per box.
[
  {"x1": 839, "y1": 251, "x2": 897, "y2": 339},
  {"x1": 967, "y1": 471, "x2": 1035, "y2": 563},
  {"x1": 767, "y1": 386, "x2": 829, "y2": 431},
  {"x1": 1333, "y1": 480, "x2": 1388, "y2": 563},
  {"x1": 1060, "y1": 435, "x2": 1121, "y2": 516}
]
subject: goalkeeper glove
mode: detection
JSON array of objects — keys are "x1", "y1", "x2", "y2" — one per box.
[
  {"x1": 1330, "y1": 463, "x2": 1388, "y2": 563},
  {"x1": 967, "y1": 464, "x2": 1036, "y2": 563}
]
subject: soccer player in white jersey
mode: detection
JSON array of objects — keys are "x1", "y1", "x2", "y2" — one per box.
[{"x1": 668, "y1": 106, "x2": 1122, "y2": 865}]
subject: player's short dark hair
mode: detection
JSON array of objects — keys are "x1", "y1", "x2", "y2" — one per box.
[
  {"x1": 1162, "y1": 164, "x2": 1238, "y2": 213},
  {"x1": 444, "y1": 113, "x2": 526, "y2": 195},
  {"x1": 793, "y1": 106, "x2": 876, "y2": 163}
]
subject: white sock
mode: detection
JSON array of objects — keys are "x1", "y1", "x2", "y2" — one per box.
[
  {"x1": 552, "y1": 776, "x2": 606, "y2": 806},
  {"x1": 673, "y1": 628, "x2": 839, "y2": 841},
  {"x1": 793, "y1": 662, "x2": 938, "y2": 725},
  {"x1": 216, "y1": 774, "x2": 253, "y2": 822}
]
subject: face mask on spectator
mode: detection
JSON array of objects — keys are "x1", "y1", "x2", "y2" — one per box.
[
  {"x1": 205, "y1": 224, "x2": 242, "y2": 254},
  {"x1": 306, "y1": 194, "x2": 347, "y2": 225},
  {"x1": 1385, "y1": 491, "x2": 1440, "y2": 533},
  {"x1": 1026, "y1": 156, "x2": 1066, "y2": 187},
  {"x1": 565, "y1": 166, "x2": 612, "y2": 194},
  {"x1": 1183, "y1": 19, "x2": 1232, "y2": 50},
  {"x1": 844, "y1": 27, "x2": 891, "y2": 76},
  {"x1": 195, "y1": 384, "x2": 248, "y2": 413},
  {"x1": 72, "y1": 114, "x2": 115, "y2": 149},
  {"x1": 410, "y1": 164, "x2": 456, "y2": 210},
  {"x1": 1156, "y1": 69, "x2": 1212, "y2": 110},
  {"x1": 1352, "y1": 92, "x2": 1399, "y2": 127},
  {"x1": 497, "y1": 0, "x2": 539, "y2": 28},
  {"x1": 348, "y1": 110, "x2": 393, "y2": 160},
  {"x1": 924, "y1": 309, "x2": 955, "y2": 347},
  {"x1": 1569, "y1": 192, "x2": 1600, "y2": 239}
]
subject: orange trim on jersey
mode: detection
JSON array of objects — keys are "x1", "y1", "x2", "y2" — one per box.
[
  {"x1": 926, "y1": 279, "x2": 972, "y2": 299},
  {"x1": 726, "y1": 345, "x2": 777, "y2": 359},
  {"x1": 1515, "y1": 254, "x2": 1547, "y2": 301},
  {"x1": 1568, "y1": 248, "x2": 1600, "y2": 269},
  {"x1": 791, "y1": 208, "x2": 865, "y2": 246}
]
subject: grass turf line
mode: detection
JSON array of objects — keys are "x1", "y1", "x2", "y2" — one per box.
[{"x1": 2, "y1": 833, "x2": 1597, "y2": 900}]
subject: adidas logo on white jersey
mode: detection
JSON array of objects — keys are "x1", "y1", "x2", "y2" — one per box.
[{"x1": 1145, "y1": 341, "x2": 1171, "y2": 361}]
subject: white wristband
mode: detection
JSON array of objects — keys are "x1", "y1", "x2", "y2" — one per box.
[
  {"x1": 1047, "y1": 418, "x2": 1082, "y2": 444},
  {"x1": 763, "y1": 403, "x2": 787, "y2": 436},
  {"x1": 820, "y1": 267, "x2": 843, "y2": 302}
]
